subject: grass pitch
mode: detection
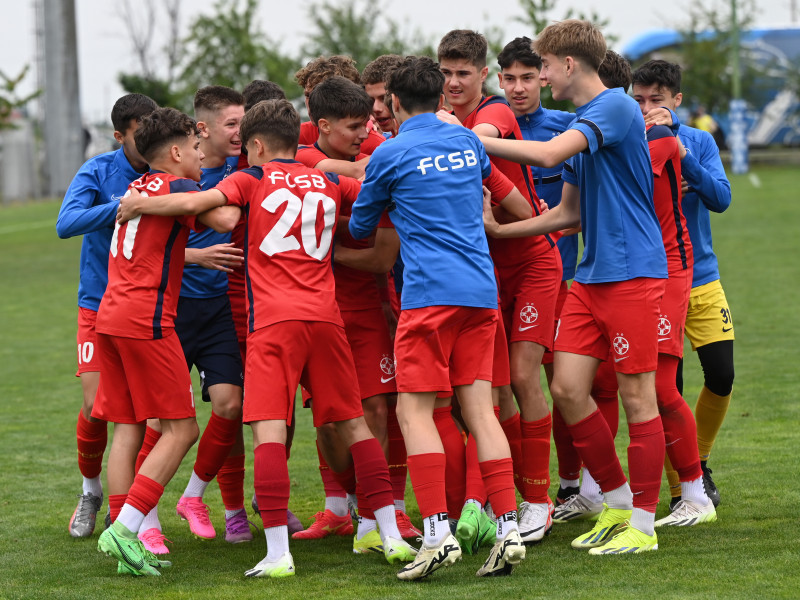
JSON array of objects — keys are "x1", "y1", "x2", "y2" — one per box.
[{"x1": 0, "y1": 166, "x2": 798, "y2": 599}]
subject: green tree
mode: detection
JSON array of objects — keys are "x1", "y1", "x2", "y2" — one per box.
[
  {"x1": 302, "y1": 0, "x2": 434, "y2": 69},
  {"x1": 0, "y1": 66, "x2": 41, "y2": 130}
]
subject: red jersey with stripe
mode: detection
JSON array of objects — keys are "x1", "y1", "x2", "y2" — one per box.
[
  {"x1": 460, "y1": 96, "x2": 557, "y2": 268},
  {"x1": 299, "y1": 121, "x2": 386, "y2": 155},
  {"x1": 97, "y1": 172, "x2": 202, "y2": 340},
  {"x1": 647, "y1": 125, "x2": 693, "y2": 274},
  {"x1": 215, "y1": 159, "x2": 361, "y2": 332}
]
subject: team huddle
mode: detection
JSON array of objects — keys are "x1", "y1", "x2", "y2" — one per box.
[{"x1": 57, "y1": 20, "x2": 735, "y2": 581}]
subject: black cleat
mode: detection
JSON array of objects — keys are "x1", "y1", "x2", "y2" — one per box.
[
  {"x1": 701, "y1": 461, "x2": 720, "y2": 508},
  {"x1": 555, "y1": 485, "x2": 580, "y2": 506}
]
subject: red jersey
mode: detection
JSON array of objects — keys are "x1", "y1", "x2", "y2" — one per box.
[
  {"x1": 647, "y1": 125, "x2": 693, "y2": 274},
  {"x1": 97, "y1": 172, "x2": 201, "y2": 340},
  {"x1": 299, "y1": 120, "x2": 386, "y2": 155},
  {"x1": 215, "y1": 159, "x2": 361, "y2": 331},
  {"x1": 460, "y1": 96, "x2": 556, "y2": 268}
]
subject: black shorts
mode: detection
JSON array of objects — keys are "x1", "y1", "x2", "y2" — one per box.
[{"x1": 175, "y1": 295, "x2": 243, "y2": 401}]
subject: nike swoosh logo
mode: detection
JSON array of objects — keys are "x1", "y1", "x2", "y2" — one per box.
[
  {"x1": 381, "y1": 375, "x2": 396, "y2": 383},
  {"x1": 518, "y1": 325, "x2": 538, "y2": 331},
  {"x1": 722, "y1": 327, "x2": 732, "y2": 332},
  {"x1": 658, "y1": 338, "x2": 670, "y2": 342},
  {"x1": 614, "y1": 356, "x2": 629, "y2": 363},
  {"x1": 112, "y1": 534, "x2": 145, "y2": 570}
]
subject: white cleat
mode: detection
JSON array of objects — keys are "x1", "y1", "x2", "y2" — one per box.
[
  {"x1": 654, "y1": 499, "x2": 718, "y2": 527},
  {"x1": 396, "y1": 534, "x2": 461, "y2": 581},
  {"x1": 517, "y1": 501, "x2": 552, "y2": 544},
  {"x1": 244, "y1": 551, "x2": 296, "y2": 578},
  {"x1": 476, "y1": 529, "x2": 526, "y2": 577}
]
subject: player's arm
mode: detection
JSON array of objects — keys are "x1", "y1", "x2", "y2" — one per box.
[
  {"x1": 117, "y1": 186, "x2": 227, "y2": 221},
  {"x1": 196, "y1": 205, "x2": 241, "y2": 233},
  {"x1": 184, "y1": 243, "x2": 244, "y2": 272},
  {"x1": 56, "y1": 167, "x2": 118, "y2": 238},
  {"x1": 334, "y1": 226, "x2": 400, "y2": 273},
  {"x1": 479, "y1": 129, "x2": 588, "y2": 168},
  {"x1": 315, "y1": 156, "x2": 369, "y2": 179},
  {"x1": 484, "y1": 181, "x2": 580, "y2": 238},
  {"x1": 681, "y1": 132, "x2": 731, "y2": 213}
]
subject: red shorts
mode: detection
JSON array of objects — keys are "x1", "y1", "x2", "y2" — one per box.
[
  {"x1": 92, "y1": 332, "x2": 196, "y2": 424},
  {"x1": 395, "y1": 306, "x2": 496, "y2": 393},
  {"x1": 76, "y1": 307, "x2": 101, "y2": 376},
  {"x1": 244, "y1": 321, "x2": 363, "y2": 427},
  {"x1": 657, "y1": 269, "x2": 691, "y2": 358},
  {"x1": 341, "y1": 308, "x2": 396, "y2": 399},
  {"x1": 498, "y1": 246, "x2": 562, "y2": 348},
  {"x1": 555, "y1": 278, "x2": 666, "y2": 374},
  {"x1": 542, "y1": 280, "x2": 570, "y2": 366}
]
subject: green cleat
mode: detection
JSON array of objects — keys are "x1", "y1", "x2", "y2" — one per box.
[
  {"x1": 455, "y1": 503, "x2": 481, "y2": 555},
  {"x1": 383, "y1": 536, "x2": 418, "y2": 564},
  {"x1": 352, "y1": 529, "x2": 383, "y2": 554},
  {"x1": 588, "y1": 525, "x2": 658, "y2": 555},
  {"x1": 570, "y1": 505, "x2": 631, "y2": 550},
  {"x1": 98, "y1": 523, "x2": 161, "y2": 576},
  {"x1": 244, "y1": 552, "x2": 296, "y2": 578},
  {"x1": 476, "y1": 509, "x2": 497, "y2": 549}
]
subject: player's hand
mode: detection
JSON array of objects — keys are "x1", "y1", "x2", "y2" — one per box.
[
  {"x1": 436, "y1": 110, "x2": 462, "y2": 126},
  {"x1": 116, "y1": 188, "x2": 141, "y2": 224},
  {"x1": 483, "y1": 186, "x2": 501, "y2": 237},
  {"x1": 644, "y1": 106, "x2": 674, "y2": 127},
  {"x1": 539, "y1": 199, "x2": 550, "y2": 214},
  {"x1": 676, "y1": 135, "x2": 688, "y2": 159},
  {"x1": 184, "y1": 243, "x2": 244, "y2": 272}
]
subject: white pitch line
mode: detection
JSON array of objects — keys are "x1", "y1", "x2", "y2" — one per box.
[{"x1": 0, "y1": 220, "x2": 54, "y2": 235}]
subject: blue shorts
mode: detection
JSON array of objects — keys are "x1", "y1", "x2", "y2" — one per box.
[{"x1": 175, "y1": 295, "x2": 243, "y2": 400}]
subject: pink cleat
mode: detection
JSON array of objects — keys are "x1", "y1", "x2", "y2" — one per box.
[
  {"x1": 176, "y1": 496, "x2": 216, "y2": 539},
  {"x1": 138, "y1": 528, "x2": 172, "y2": 554}
]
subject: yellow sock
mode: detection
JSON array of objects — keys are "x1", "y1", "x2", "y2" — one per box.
[
  {"x1": 664, "y1": 454, "x2": 681, "y2": 499},
  {"x1": 695, "y1": 386, "x2": 732, "y2": 461}
]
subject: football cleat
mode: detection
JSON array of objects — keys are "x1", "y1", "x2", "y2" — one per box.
[
  {"x1": 669, "y1": 495, "x2": 682, "y2": 512},
  {"x1": 383, "y1": 536, "x2": 418, "y2": 564},
  {"x1": 455, "y1": 502, "x2": 481, "y2": 554},
  {"x1": 287, "y1": 509, "x2": 304, "y2": 535},
  {"x1": 555, "y1": 485, "x2": 580, "y2": 506},
  {"x1": 701, "y1": 461, "x2": 721, "y2": 508},
  {"x1": 176, "y1": 496, "x2": 216, "y2": 539},
  {"x1": 571, "y1": 505, "x2": 631, "y2": 550},
  {"x1": 138, "y1": 528, "x2": 171, "y2": 554},
  {"x1": 69, "y1": 492, "x2": 102, "y2": 538},
  {"x1": 395, "y1": 509, "x2": 422, "y2": 539},
  {"x1": 225, "y1": 509, "x2": 254, "y2": 543},
  {"x1": 396, "y1": 534, "x2": 462, "y2": 581},
  {"x1": 553, "y1": 493, "x2": 604, "y2": 523},
  {"x1": 654, "y1": 499, "x2": 717, "y2": 527},
  {"x1": 518, "y1": 500, "x2": 552, "y2": 544},
  {"x1": 477, "y1": 510, "x2": 497, "y2": 548},
  {"x1": 353, "y1": 529, "x2": 383, "y2": 554},
  {"x1": 588, "y1": 525, "x2": 658, "y2": 555},
  {"x1": 292, "y1": 509, "x2": 353, "y2": 540},
  {"x1": 476, "y1": 529, "x2": 526, "y2": 577},
  {"x1": 98, "y1": 524, "x2": 161, "y2": 576},
  {"x1": 244, "y1": 551, "x2": 296, "y2": 578}
]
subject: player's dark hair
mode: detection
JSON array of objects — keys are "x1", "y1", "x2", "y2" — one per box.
[
  {"x1": 134, "y1": 107, "x2": 198, "y2": 163},
  {"x1": 497, "y1": 37, "x2": 541, "y2": 70},
  {"x1": 242, "y1": 80, "x2": 287, "y2": 112},
  {"x1": 110, "y1": 93, "x2": 157, "y2": 134},
  {"x1": 295, "y1": 55, "x2": 361, "y2": 92},
  {"x1": 193, "y1": 85, "x2": 244, "y2": 118},
  {"x1": 308, "y1": 76, "x2": 373, "y2": 125},
  {"x1": 534, "y1": 19, "x2": 606, "y2": 72},
  {"x1": 632, "y1": 59, "x2": 682, "y2": 96},
  {"x1": 239, "y1": 99, "x2": 300, "y2": 153},
  {"x1": 438, "y1": 30, "x2": 488, "y2": 69},
  {"x1": 598, "y1": 50, "x2": 632, "y2": 92},
  {"x1": 387, "y1": 56, "x2": 445, "y2": 115},
  {"x1": 362, "y1": 54, "x2": 405, "y2": 86}
]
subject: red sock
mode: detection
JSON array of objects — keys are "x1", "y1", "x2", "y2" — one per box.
[
  {"x1": 349, "y1": 438, "x2": 393, "y2": 513},
  {"x1": 628, "y1": 416, "x2": 665, "y2": 513},
  {"x1": 135, "y1": 425, "x2": 161, "y2": 474},
  {"x1": 108, "y1": 494, "x2": 127, "y2": 522},
  {"x1": 592, "y1": 361, "x2": 620, "y2": 437},
  {"x1": 387, "y1": 403, "x2": 407, "y2": 503},
  {"x1": 500, "y1": 412, "x2": 525, "y2": 492},
  {"x1": 567, "y1": 409, "x2": 627, "y2": 492},
  {"x1": 125, "y1": 475, "x2": 164, "y2": 516},
  {"x1": 552, "y1": 406, "x2": 581, "y2": 480},
  {"x1": 464, "y1": 433, "x2": 487, "y2": 505},
  {"x1": 656, "y1": 355, "x2": 702, "y2": 481},
  {"x1": 193, "y1": 412, "x2": 240, "y2": 482},
  {"x1": 479, "y1": 458, "x2": 516, "y2": 517},
  {"x1": 407, "y1": 452, "x2": 447, "y2": 518},
  {"x1": 433, "y1": 406, "x2": 466, "y2": 516},
  {"x1": 520, "y1": 415, "x2": 551, "y2": 503},
  {"x1": 217, "y1": 453, "x2": 245, "y2": 511},
  {"x1": 355, "y1": 482, "x2": 375, "y2": 519},
  {"x1": 254, "y1": 442, "x2": 289, "y2": 528},
  {"x1": 76, "y1": 411, "x2": 107, "y2": 479}
]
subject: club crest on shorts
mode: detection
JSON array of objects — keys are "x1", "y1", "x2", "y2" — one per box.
[
  {"x1": 519, "y1": 303, "x2": 538, "y2": 324},
  {"x1": 657, "y1": 314, "x2": 672, "y2": 337},
  {"x1": 380, "y1": 354, "x2": 396, "y2": 376},
  {"x1": 612, "y1": 333, "x2": 629, "y2": 356}
]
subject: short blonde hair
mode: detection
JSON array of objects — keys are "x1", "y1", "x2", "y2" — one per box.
[{"x1": 534, "y1": 20, "x2": 607, "y2": 72}]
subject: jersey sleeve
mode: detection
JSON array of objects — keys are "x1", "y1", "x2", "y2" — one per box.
[
  {"x1": 295, "y1": 145, "x2": 327, "y2": 168},
  {"x1": 56, "y1": 163, "x2": 117, "y2": 239},
  {"x1": 681, "y1": 128, "x2": 731, "y2": 213},
  {"x1": 215, "y1": 168, "x2": 260, "y2": 207},
  {"x1": 561, "y1": 158, "x2": 578, "y2": 186},
  {"x1": 482, "y1": 163, "x2": 515, "y2": 206},
  {"x1": 571, "y1": 91, "x2": 636, "y2": 154},
  {"x1": 361, "y1": 129, "x2": 387, "y2": 155},
  {"x1": 474, "y1": 101, "x2": 517, "y2": 138},
  {"x1": 646, "y1": 125, "x2": 678, "y2": 177},
  {"x1": 332, "y1": 174, "x2": 362, "y2": 204}
]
